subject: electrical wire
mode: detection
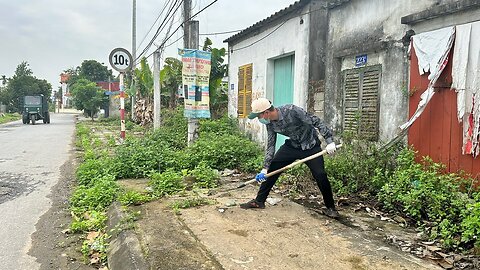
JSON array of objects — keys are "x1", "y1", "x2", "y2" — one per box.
[
  {"x1": 136, "y1": 0, "x2": 173, "y2": 51},
  {"x1": 143, "y1": 0, "x2": 220, "y2": 60},
  {"x1": 200, "y1": 29, "x2": 242, "y2": 35},
  {"x1": 230, "y1": 6, "x2": 325, "y2": 53},
  {"x1": 135, "y1": 0, "x2": 183, "y2": 61}
]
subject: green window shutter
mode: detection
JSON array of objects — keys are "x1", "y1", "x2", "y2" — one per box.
[
  {"x1": 343, "y1": 71, "x2": 360, "y2": 134},
  {"x1": 360, "y1": 68, "x2": 380, "y2": 141},
  {"x1": 343, "y1": 65, "x2": 381, "y2": 141}
]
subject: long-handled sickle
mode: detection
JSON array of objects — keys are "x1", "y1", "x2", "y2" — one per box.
[{"x1": 236, "y1": 144, "x2": 342, "y2": 189}]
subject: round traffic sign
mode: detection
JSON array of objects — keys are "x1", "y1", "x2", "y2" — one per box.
[{"x1": 109, "y1": 48, "x2": 133, "y2": 72}]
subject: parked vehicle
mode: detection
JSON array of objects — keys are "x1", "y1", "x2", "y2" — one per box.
[{"x1": 22, "y1": 95, "x2": 50, "y2": 125}]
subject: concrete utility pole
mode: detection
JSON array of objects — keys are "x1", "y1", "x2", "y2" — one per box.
[
  {"x1": 184, "y1": 0, "x2": 200, "y2": 145},
  {"x1": 153, "y1": 49, "x2": 161, "y2": 129},
  {"x1": 131, "y1": 0, "x2": 137, "y2": 121}
]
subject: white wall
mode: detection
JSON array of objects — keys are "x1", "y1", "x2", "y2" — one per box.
[{"x1": 227, "y1": 6, "x2": 310, "y2": 146}]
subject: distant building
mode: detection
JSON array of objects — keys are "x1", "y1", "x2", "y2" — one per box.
[{"x1": 59, "y1": 73, "x2": 71, "y2": 108}]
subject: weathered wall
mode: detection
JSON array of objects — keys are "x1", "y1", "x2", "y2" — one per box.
[
  {"x1": 307, "y1": 1, "x2": 328, "y2": 117},
  {"x1": 324, "y1": 0, "x2": 436, "y2": 142},
  {"x1": 227, "y1": 5, "x2": 311, "y2": 147}
]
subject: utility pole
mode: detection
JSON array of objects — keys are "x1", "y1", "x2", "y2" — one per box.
[
  {"x1": 184, "y1": 0, "x2": 200, "y2": 145},
  {"x1": 131, "y1": 0, "x2": 137, "y2": 121},
  {"x1": 153, "y1": 49, "x2": 161, "y2": 129}
]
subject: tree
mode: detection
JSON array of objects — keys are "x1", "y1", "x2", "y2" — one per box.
[
  {"x1": 70, "y1": 78, "x2": 107, "y2": 120},
  {"x1": 160, "y1": 57, "x2": 182, "y2": 109},
  {"x1": 134, "y1": 57, "x2": 153, "y2": 99},
  {"x1": 0, "y1": 62, "x2": 52, "y2": 112},
  {"x1": 202, "y1": 38, "x2": 228, "y2": 117},
  {"x1": 78, "y1": 60, "x2": 113, "y2": 82}
]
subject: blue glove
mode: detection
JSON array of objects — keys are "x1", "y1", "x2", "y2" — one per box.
[{"x1": 255, "y1": 169, "x2": 268, "y2": 183}]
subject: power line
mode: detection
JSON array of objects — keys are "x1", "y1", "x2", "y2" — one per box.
[
  {"x1": 200, "y1": 29, "x2": 242, "y2": 35},
  {"x1": 231, "y1": 20, "x2": 287, "y2": 52},
  {"x1": 136, "y1": 0, "x2": 183, "y2": 61},
  {"x1": 158, "y1": 0, "x2": 219, "y2": 50},
  {"x1": 231, "y1": 7, "x2": 325, "y2": 53},
  {"x1": 136, "y1": 0, "x2": 173, "y2": 51},
  {"x1": 143, "y1": 0, "x2": 220, "y2": 60}
]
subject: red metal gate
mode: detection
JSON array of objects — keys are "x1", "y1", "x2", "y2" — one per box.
[{"x1": 408, "y1": 46, "x2": 480, "y2": 178}]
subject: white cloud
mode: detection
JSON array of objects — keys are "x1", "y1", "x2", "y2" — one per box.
[{"x1": 0, "y1": 0, "x2": 296, "y2": 88}]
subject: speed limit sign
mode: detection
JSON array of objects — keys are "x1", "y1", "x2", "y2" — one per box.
[{"x1": 109, "y1": 48, "x2": 133, "y2": 72}]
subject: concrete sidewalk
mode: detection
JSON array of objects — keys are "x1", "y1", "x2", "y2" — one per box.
[{"x1": 107, "y1": 179, "x2": 440, "y2": 270}]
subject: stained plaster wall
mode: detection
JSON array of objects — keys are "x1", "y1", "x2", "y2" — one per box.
[
  {"x1": 227, "y1": 6, "x2": 311, "y2": 147},
  {"x1": 406, "y1": 3, "x2": 480, "y2": 33},
  {"x1": 324, "y1": 0, "x2": 440, "y2": 142}
]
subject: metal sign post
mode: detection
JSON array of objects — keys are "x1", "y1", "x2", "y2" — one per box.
[{"x1": 109, "y1": 48, "x2": 133, "y2": 140}]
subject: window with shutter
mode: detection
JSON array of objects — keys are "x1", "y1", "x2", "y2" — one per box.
[
  {"x1": 237, "y1": 64, "x2": 253, "y2": 118},
  {"x1": 342, "y1": 65, "x2": 381, "y2": 141}
]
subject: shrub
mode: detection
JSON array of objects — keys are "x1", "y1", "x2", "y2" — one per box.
[
  {"x1": 186, "y1": 134, "x2": 263, "y2": 172},
  {"x1": 378, "y1": 148, "x2": 475, "y2": 248},
  {"x1": 118, "y1": 190, "x2": 152, "y2": 206},
  {"x1": 199, "y1": 116, "x2": 240, "y2": 137},
  {"x1": 70, "y1": 175, "x2": 118, "y2": 215},
  {"x1": 149, "y1": 169, "x2": 185, "y2": 196},
  {"x1": 70, "y1": 210, "x2": 107, "y2": 233},
  {"x1": 325, "y1": 132, "x2": 402, "y2": 197},
  {"x1": 170, "y1": 197, "x2": 213, "y2": 210},
  {"x1": 75, "y1": 158, "x2": 117, "y2": 187},
  {"x1": 461, "y1": 192, "x2": 480, "y2": 248},
  {"x1": 188, "y1": 162, "x2": 219, "y2": 189}
]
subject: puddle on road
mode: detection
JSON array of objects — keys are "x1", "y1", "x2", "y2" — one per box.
[{"x1": 0, "y1": 172, "x2": 42, "y2": 204}]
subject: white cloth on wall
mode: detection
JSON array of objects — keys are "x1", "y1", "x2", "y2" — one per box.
[
  {"x1": 467, "y1": 22, "x2": 480, "y2": 156},
  {"x1": 451, "y1": 23, "x2": 472, "y2": 122},
  {"x1": 400, "y1": 27, "x2": 455, "y2": 131},
  {"x1": 412, "y1": 26, "x2": 455, "y2": 80},
  {"x1": 449, "y1": 21, "x2": 480, "y2": 156}
]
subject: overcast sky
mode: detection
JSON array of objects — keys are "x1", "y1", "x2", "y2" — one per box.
[{"x1": 0, "y1": 0, "x2": 296, "y2": 90}]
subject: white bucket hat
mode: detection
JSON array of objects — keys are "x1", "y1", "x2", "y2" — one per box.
[{"x1": 248, "y1": 98, "x2": 273, "y2": 119}]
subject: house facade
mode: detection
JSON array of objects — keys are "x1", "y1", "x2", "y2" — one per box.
[{"x1": 225, "y1": 0, "x2": 480, "y2": 163}]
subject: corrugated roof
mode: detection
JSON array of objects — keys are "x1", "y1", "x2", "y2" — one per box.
[{"x1": 224, "y1": 0, "x2": 311, "y2": 44}]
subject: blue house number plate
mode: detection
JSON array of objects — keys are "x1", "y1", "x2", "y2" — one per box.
[{"x1": 355, "y1": 54, "x2": 368, "y2": 67}]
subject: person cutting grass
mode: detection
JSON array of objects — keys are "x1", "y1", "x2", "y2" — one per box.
[{"x1": 240, "y1": 98, "x2": 339, "y2": 218}]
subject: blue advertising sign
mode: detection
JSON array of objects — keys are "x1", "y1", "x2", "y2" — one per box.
[{"x1": 355, "y1": 54, "x2": 368, "y2": 67}]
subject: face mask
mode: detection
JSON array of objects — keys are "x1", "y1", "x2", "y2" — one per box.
[{"x1": 259, "y1": 118, "x2": 270, "y2": 125}]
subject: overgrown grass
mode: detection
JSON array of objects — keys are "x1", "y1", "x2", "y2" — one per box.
[
  {"x1": 0, "y1": 113, "x2": 21, "y2": 124},
  {"x1": 322, "y1": 131, "x2": 480, "y2": 252}
]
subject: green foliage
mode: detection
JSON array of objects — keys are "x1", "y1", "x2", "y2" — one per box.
[
  {"x1": 149, "y1": 169, "x2": 185, "y2": 196},
  {"x1": 170, "y1": 197, "x2": 213, "y2": 211},
  {"x1": 0, "y1": 61, "x2": 52, "y2": 112},
  {"x1": 186, "y1": 134, "x2": 263, "y2": 172},
  {"x1": 75, "y1": 158, "x2": 118, "y2": 186},
  {"x1": 378, "y1": 148, "x2": 476, "y2": 248},
  {"x1": 70, "y1": 176, "x2": 118, "y2": 215},
  {"x1": 118, "y1": 190, "x2": 152, "y2": 206},
  {"x1": 325, "y1": 132, "x2": 402, "y2": 197},
  {"x1": 198, "y1": 115, "x2": 240, "y2": 136},
  {"x1": 70, "y1": 78, "x2": 108, "y2": 119},
  {"x1": 134, "y1": 57, "x2": 153, "y2": 98},
  {"x1": 77, "y1": 60, "x2": 113, "y2": 82},
  {"x1": 0, "y1": 113, "x2": 21, "y2": 124},
  {"x1": 202, "y1": 38, "x2": 228, "y2": 118},
  {"x1": 460, "y1": 192, "x2": 480, "y2": 247},
  {"x1": 160, "y1": 57, "x2": 182, "y2": 109},
  {"x1": 70, "y1": 210, "x2": 107, "y2": 233},
  {"x1": 81, "y1": 232, "x2": 110, "y2": 264},
  {"x1": 188, "y1": 162, "x2": 219, "y2": 189}
]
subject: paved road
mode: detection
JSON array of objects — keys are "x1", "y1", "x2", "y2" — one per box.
[{"x1": 0, "y1": 113, "x2": 76, "y2": 270}]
